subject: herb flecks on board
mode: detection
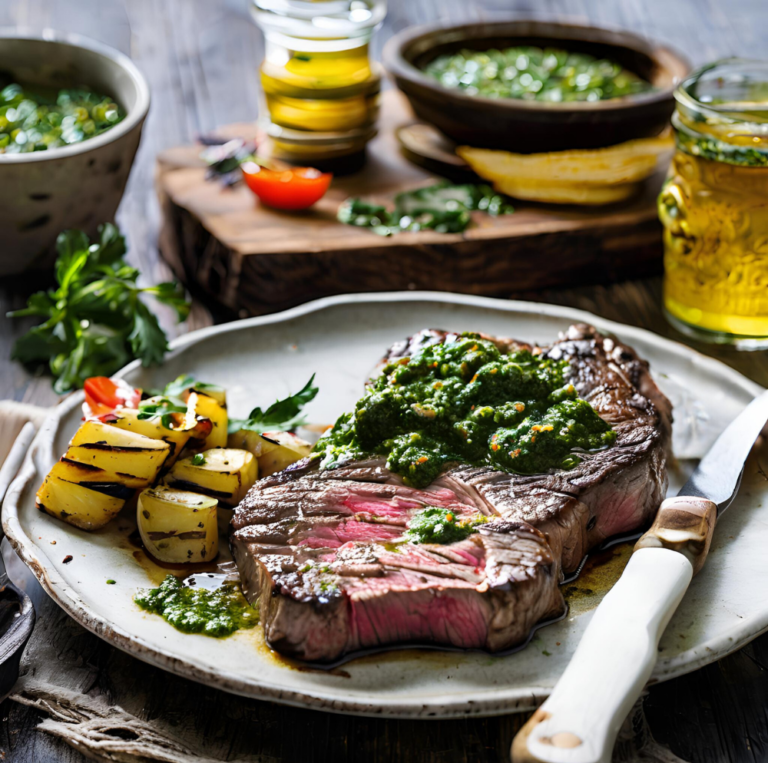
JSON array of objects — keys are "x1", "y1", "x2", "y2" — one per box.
[
  {"x1": 338, "y1": 182, "x2": 514, "y2": 236},
  {"x1": 9, "y1": 225, "x2": 190, "y2": 394},
  {"x1": 314, "y1": 335, "x2": 617, "y2": 488}
]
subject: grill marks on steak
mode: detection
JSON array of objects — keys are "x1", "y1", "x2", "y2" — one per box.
[{"x1": 230, "y1": 324, "x2": 671, "y2": 663}]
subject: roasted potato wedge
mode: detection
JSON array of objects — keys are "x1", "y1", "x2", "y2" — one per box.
[
  {"x1": 167, "y1": 448, "x2": 257, "y2": 506},
  {"x1": 227, "y1": 429, "x2": 281, "y2": 458},
  {"x1": 185, "y1": 391, "x2": 227, "y2": 450},
  {"x1": 67, "y1": 421, "x2": 171, "y2": 480},
  {"x1": 107, "y1": 408, "x2": 191, "y2": 466},
  {"x1": 36, "y1": 469, "x2": 127, "y2": 531},
  {"x1": 256, "y1": 432, "x2": 312, "y2": 477},
  {"x1": 138, "y1": 486, "x2": 218, "y2": 564}
]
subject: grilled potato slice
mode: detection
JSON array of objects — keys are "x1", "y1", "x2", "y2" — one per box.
[
  {"x1": 167, "y1": 448, "x2": 257, "y2": 506},
  {"x1": 137, "y1": 486, "x2": 218, "y2": 564},
  {"x1": 36, "y1": 468, "x2": 128, "y2": 531},
  {"x1": 255, "y1": 432, "x2": 312, "y2": 477},
  {"x1": 67, "y1": 421, "x2": 171, "y2": 480},
  {"x1": 227, "y1": 430, "x2": 281, "y2": 458},
  {"x1": 185, "y1": 391, "x2": 227, "y2": 451},
  {"x1": 107, "y1": 408, "x2": 191, "y2": 466}
]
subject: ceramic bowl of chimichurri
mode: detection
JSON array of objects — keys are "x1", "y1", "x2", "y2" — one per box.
[
  {"x1": 383, "y1": 20, "x2": 690, "y2": 153},
  {"x1": 0, "y1": 31, "x2": 150, "y2": 275}
]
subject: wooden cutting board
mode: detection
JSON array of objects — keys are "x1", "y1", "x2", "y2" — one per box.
[{"x1": 156, "y1": 91, "x2": 665, "y2": 318}]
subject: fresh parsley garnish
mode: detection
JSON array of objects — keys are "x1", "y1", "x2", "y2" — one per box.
[
  {"x1": 8, "y1": 224, "x2": 190, "y2": 394},
  {"x1": 162, "y1": 374, "x2": 223, "y2": 400},
  {"x1": 227, "y1": 375, "x2": 318, "y2": 434},
  {"x1": 137, "y1": 397, "x2": 187, "y2": 429},
  {"x1": 191, "y1": 453, "x2": 206, "y2": 466}
]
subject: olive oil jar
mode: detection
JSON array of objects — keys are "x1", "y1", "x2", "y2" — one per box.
[
  {"x1": 251, "y1": 0, "x2": 386, "y2": 171},
  {"x1": 659, "y1": 59, "x2": 768, "y2": 348}
]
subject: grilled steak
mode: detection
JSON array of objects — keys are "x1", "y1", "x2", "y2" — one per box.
[{"x1": 230, "y1": 324, "x2": 671, "y2": 662}]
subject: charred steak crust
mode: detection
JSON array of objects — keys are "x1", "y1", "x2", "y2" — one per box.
[{"x1": 230, "y1": 324, "x2": 671, "y2": 663}]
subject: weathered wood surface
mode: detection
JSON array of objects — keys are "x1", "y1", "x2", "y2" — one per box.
[
  {"x1": 156, "y1": 92, "x2": 665, "y2": 317},
  {"x1": 1, "y1": 1, "x2": 768, "y2": 762}
]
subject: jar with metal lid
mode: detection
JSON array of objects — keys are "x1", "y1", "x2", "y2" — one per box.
[
  {"x1": 658, "y1": 59, "x2": 768, "y2": 349},
  {"x1": 251, "y1": 0, "x2": 386, "y2": 172}
]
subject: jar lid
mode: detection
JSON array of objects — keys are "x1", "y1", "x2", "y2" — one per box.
[{"x1": 674, "y1": 58, "x2": 768, "y2": 166}]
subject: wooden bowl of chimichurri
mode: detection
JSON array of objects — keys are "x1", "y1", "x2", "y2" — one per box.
[
  {"x1": 383, "y1": 20, "x2": 690, "y2": 153},
  {"x1": 0, "y1": 31, "x2": 149, "y2": 275}
]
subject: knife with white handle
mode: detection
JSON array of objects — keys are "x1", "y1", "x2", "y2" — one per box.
[{"x1": 512, "y1": 388, "x2": 768, "y2": 763}]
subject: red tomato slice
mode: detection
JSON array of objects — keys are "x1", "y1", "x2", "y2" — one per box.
[
  {"x1": 83, "y1": 377, "x2": 141, "y2": 420},
  {"x1": 241, "y1": 163, "x2": 332, "y2": 210}
]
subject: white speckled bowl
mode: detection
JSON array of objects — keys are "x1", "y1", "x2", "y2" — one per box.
[{"x1": 0, "y1": 30, "x2": 150, "y2": 275}]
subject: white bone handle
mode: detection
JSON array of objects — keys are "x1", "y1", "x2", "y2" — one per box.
[{"x1": 511, "y1": 547, "x2": 693, "y2": 763}]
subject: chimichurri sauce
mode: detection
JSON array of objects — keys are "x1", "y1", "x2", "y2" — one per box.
[
  {"x1": 134, "y1": 574, "x2": 258, "y2": 638},
  {"x1": 404, "y1": 507, "x2": 488, "y2": 545},
  {"x1": 0, "y1": 82, "x2": 124, "y2": 154},
  {"x1": 314, "y1": 334, "x2": 617, "y2": 488},
  {"x1": 424, "y1": 46, "x2": 651, "y2": 103}
]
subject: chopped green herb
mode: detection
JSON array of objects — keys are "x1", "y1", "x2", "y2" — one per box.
[
  {"x1": 106, "y1": 579, "x2": 116, "y2": 585},
  {"x1": 423, "y1": 46, "x2": 651, "y2": 102},
  {"x1": 338, "y1": 182, "x2": 514, "y2": 236},
  {"x1": 227, "y1": 374, "x2": 318, "y2": 434},
  {"x1": 8, "y1": 225, "x2": 190, "y2": 393},
  {"x1": 404, "y1": 507, "x2": 488, "y2": 545},
  {"x1": 191, "y1": 453, "x2": 206, "y2": 466},
  {"x1": 314, "y1": 334, "x2": 617, "y2": 488},
  {"x1": 134, "y1": 574, "x2": 259, "y2": 638},
  {"x1": 0, "y1": 82, "x2": 125, "y2": 154}
]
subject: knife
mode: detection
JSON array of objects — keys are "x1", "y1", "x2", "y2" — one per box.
[{"x1": 511, "y1": 388, "x2": 768, "y2": 763}]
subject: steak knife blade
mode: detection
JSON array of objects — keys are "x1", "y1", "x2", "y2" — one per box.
[{"x1": 679, "y1": 388, "x2": 768, "y2": 513}]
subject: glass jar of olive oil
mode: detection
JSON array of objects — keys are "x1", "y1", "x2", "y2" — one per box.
[
  {"x1": 659, "y1": 59, "x2": 768, "y2": 348},
  {"x1": 251, "y1": 0, "x2": 386, "y2": 171}
]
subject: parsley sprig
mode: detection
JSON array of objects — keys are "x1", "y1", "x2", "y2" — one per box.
[
  {"x1": 227, "y1": 375, "x2": 318, "y2": 434},
  {"x1": 137, "y1": 397, "x2": 188, "y2": 429},
  {"x1": 9, "y1": 224, "x2": 190, "y2": 394}
]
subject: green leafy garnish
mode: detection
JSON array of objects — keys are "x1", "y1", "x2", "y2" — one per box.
[
  {"x1": 338, "y1": 182, "x2": 514, "y2": 236},
  {"x1": 191, "y1": 453, "x2": 206, "y2": 466},
  {"x1": 227, "y1": 375, "x2": 318, "y2": 434},
  {"x1": 137, "y1": 397, "x2": 187, "y2": 429},
  {"x1": 163, "y1": 374, "x2": 224, "y2": 400},
  {"x1": 9, "y1": 224, "x2": 190, "y2": 394}
]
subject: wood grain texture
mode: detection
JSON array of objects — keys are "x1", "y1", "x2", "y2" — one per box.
[
  {"x1": 1, "y1": 1, "x2": 768, "y2": 762},
  {"x1": 156, "y1": 91, "x2": 666, "y2": 317}
]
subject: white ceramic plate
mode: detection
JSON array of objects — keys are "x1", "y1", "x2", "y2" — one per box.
[{"x1": 5, "y1": 293, "x2": 767, "y2": 719}]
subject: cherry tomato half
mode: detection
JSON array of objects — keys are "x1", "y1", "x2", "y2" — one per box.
[
  {"x1": 83, "y1": 377, "x2": 141, "y2": 420},
  {"x1": 241, "y1": 163, "x2": 332, "y2": 210}
]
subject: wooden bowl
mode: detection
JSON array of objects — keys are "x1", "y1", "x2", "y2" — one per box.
[{"x1": 383, "y1": 20, "x2": 690, "y2": 153}]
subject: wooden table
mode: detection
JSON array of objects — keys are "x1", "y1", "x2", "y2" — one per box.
[{"x1": 2, "y1": 1, "x2": 767, "y2": 761}]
